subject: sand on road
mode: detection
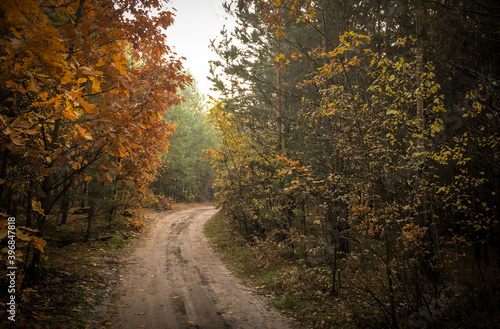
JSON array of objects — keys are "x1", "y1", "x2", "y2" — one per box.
[{"x1": 109, "y1": 206, "x2": 294, "y2": 329}]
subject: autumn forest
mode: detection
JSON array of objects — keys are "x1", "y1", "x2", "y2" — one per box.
[{"x1": 1, "y1": 0, "x2": 499, "y2": 328}]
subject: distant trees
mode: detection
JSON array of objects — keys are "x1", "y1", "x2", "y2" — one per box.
[
  {"x1": 151, "y1": 80, "x2": 217, "y2": 202},
  {"x1": 208, "y1": 0, "x2": 498, "y2": 327}
]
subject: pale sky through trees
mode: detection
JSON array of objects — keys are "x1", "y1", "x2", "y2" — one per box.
[{"x1": 166, "y1": 0, "x2": 234, "y2": 96}]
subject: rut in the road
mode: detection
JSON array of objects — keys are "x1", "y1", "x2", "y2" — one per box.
[{"x1": 109, "y1": 207, "x2": 295, "y2": 329}]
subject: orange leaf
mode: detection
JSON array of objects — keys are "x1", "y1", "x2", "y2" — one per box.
[
  {"x1": 16, "y1": 228, "x2": 31, "y2": 242},
  {"x1": 31, "y1": 200, "x2": 44, "y2": 215},
  {"x1": 31, "y1": 236, "x2": 47, "y2": 253}
]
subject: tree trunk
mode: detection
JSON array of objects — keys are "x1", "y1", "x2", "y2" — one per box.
[
  {"x1": 84, "y1": 204, "x2": 95, "y2": 242},
  {"x1": 60, "y1": 189, "x2": 70, "y2": 225},
  {"x1": 385, "y1": 237, "x2": 399, "y2": 329},
  {"x1": 276, "y1": 52, "x2": 282, "y2": 152},
  {"x1": 26, "y1": 180, "x2": 34, "y2": 227},
  {"x1": 0, "y1": 150, "x2": 9, "y2": 212},
  {"x1": 80, "y1": 182, "x2": 87, "y2": 208},
  {"x1": 326, "y1": 205, "x2": 339, "y2": 296}
]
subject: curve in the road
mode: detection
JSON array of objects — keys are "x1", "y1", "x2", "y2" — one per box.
[{"x1": 110, "y1": 207, "x2": 294, "y2": 329}]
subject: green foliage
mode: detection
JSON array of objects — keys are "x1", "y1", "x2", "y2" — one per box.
[
  {"x1": 270, "y1": 295, "x2": 299, "y2": 310},
  {"x1": 151, "y1": 79, "x2": 217, "y2": 202}
]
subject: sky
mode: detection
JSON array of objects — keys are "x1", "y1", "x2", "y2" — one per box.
[{"x1": 165, "y1": 0, "x2": 234, "y2": 96}]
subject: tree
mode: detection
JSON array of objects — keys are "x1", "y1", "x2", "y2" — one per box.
[
  {"x1": 0, "y1": 0, "x2": 188, "y2": 284},
  {"x1": 151, "y1": 79, "x2": 217, "y2": 202},
  {"x1": 208, "y1": 0, "x2": 499, "y2": 327}
]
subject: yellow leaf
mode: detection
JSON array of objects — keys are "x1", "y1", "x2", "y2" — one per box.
[
  {"x1": 111, "y1": 53, "x2": 128, "y2": 75},
  {"x1": 60, "y1": 71, "x2": 74, "y2": 84},
  {"x1": 96, "y1": 57, "x2": 106, "y2": 67},
  {"x1": 62, "y1": 105, "x2": 82, "y2": 120},
  {"x1": 31, "y1": 236, "x2": 47, "y2": 253},
  {"x1": 39, "y1": 92, "x2": 48, "y2": 101},
  {"x1": 275, "y1": 54, "x2": 285, "y2": 62},
  {"x1": 76, "y1": 125, "x2": 93, "y2": 141},
  {"x1": 16, "y1": 228, "x2": 31, "y2": 242},
  {"x1": 89, "y1": 76, "x2": 101, "y2": 93},
  {"x1": 32, "y1": 200, "x2": 44, "y2": 215},
  {"x1": 18, "y1": 226, "x2": 39, "y2": 233},
  {"x1": 348, "y1": 56, "x2": 360, "y2": 66}
]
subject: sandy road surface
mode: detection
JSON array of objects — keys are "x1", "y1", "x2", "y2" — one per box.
[{"x1": 110, "y1": 206, "x2": 294, "y2": 329}]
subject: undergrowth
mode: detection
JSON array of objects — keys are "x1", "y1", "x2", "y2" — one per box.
[
  {"x1": 204, "y1": 212, "x2": 353, "y2": 328},
  {"x1": 204, "y1": 212, "x2": 262, "y2": 281},
  {"x1": 204, "y1": 212, "x2": 500, "y2": 329}
]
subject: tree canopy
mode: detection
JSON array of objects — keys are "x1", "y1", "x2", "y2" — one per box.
[{"x1": 0, "y1": 0, "x2": 188, "y2": 285}]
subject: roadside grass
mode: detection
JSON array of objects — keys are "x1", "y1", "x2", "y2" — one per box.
[
  {"x1": 204, "y1": 212, "x2": 262, "y2": 281},
  {"x1": 204, "y1": 212, "x2": 290, "y2": 290},
  {"x1": 94, "y1": 230, "x2": 135, "y2": 250},
  {"x1": 204, "y1": 212, "x2": 354, "y2": 329}
]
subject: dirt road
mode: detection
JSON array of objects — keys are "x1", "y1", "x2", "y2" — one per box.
[{"x1": 110, "y1": 206, "x2": 294, "y2": 329}]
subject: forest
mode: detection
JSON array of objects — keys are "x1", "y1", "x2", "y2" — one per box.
[
  {"x1": 0, "y1": 0, "x2": 215, "y2": 325},
  {"x1": 206, "y1": 0, "x2": 499, "y2": 328},
  {"x1": 0, "y1": 0, "x2": 499, "y2": 328}
]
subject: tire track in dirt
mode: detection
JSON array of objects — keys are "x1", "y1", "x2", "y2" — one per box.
[{"x1": 109, "y1": 207, "x2": 294, "y2": 329}]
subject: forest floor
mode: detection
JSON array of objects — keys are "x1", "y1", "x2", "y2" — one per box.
[{"x1": 7, "y1": 203, "x2": 296, "y2": 328}]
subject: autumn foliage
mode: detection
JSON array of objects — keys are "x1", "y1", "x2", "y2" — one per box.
[
  {"x1": 0, "y1": 0, "x2": 188, "y2": 305},
  {"x1": 208, "y1": 1, "x2": 499, "y2": 328}
]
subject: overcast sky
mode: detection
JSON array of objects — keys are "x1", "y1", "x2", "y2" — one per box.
[{"x1": 165, "y1": 0, "x2": 234, "y2": 96}]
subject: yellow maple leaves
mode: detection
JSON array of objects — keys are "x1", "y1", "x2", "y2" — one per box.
[
  {"x1": 111, "y1": 52, "x2": 129, "y2": 76},
  {"x1": 88, "y1": 76, "x2": 101, "y2": 93}
]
